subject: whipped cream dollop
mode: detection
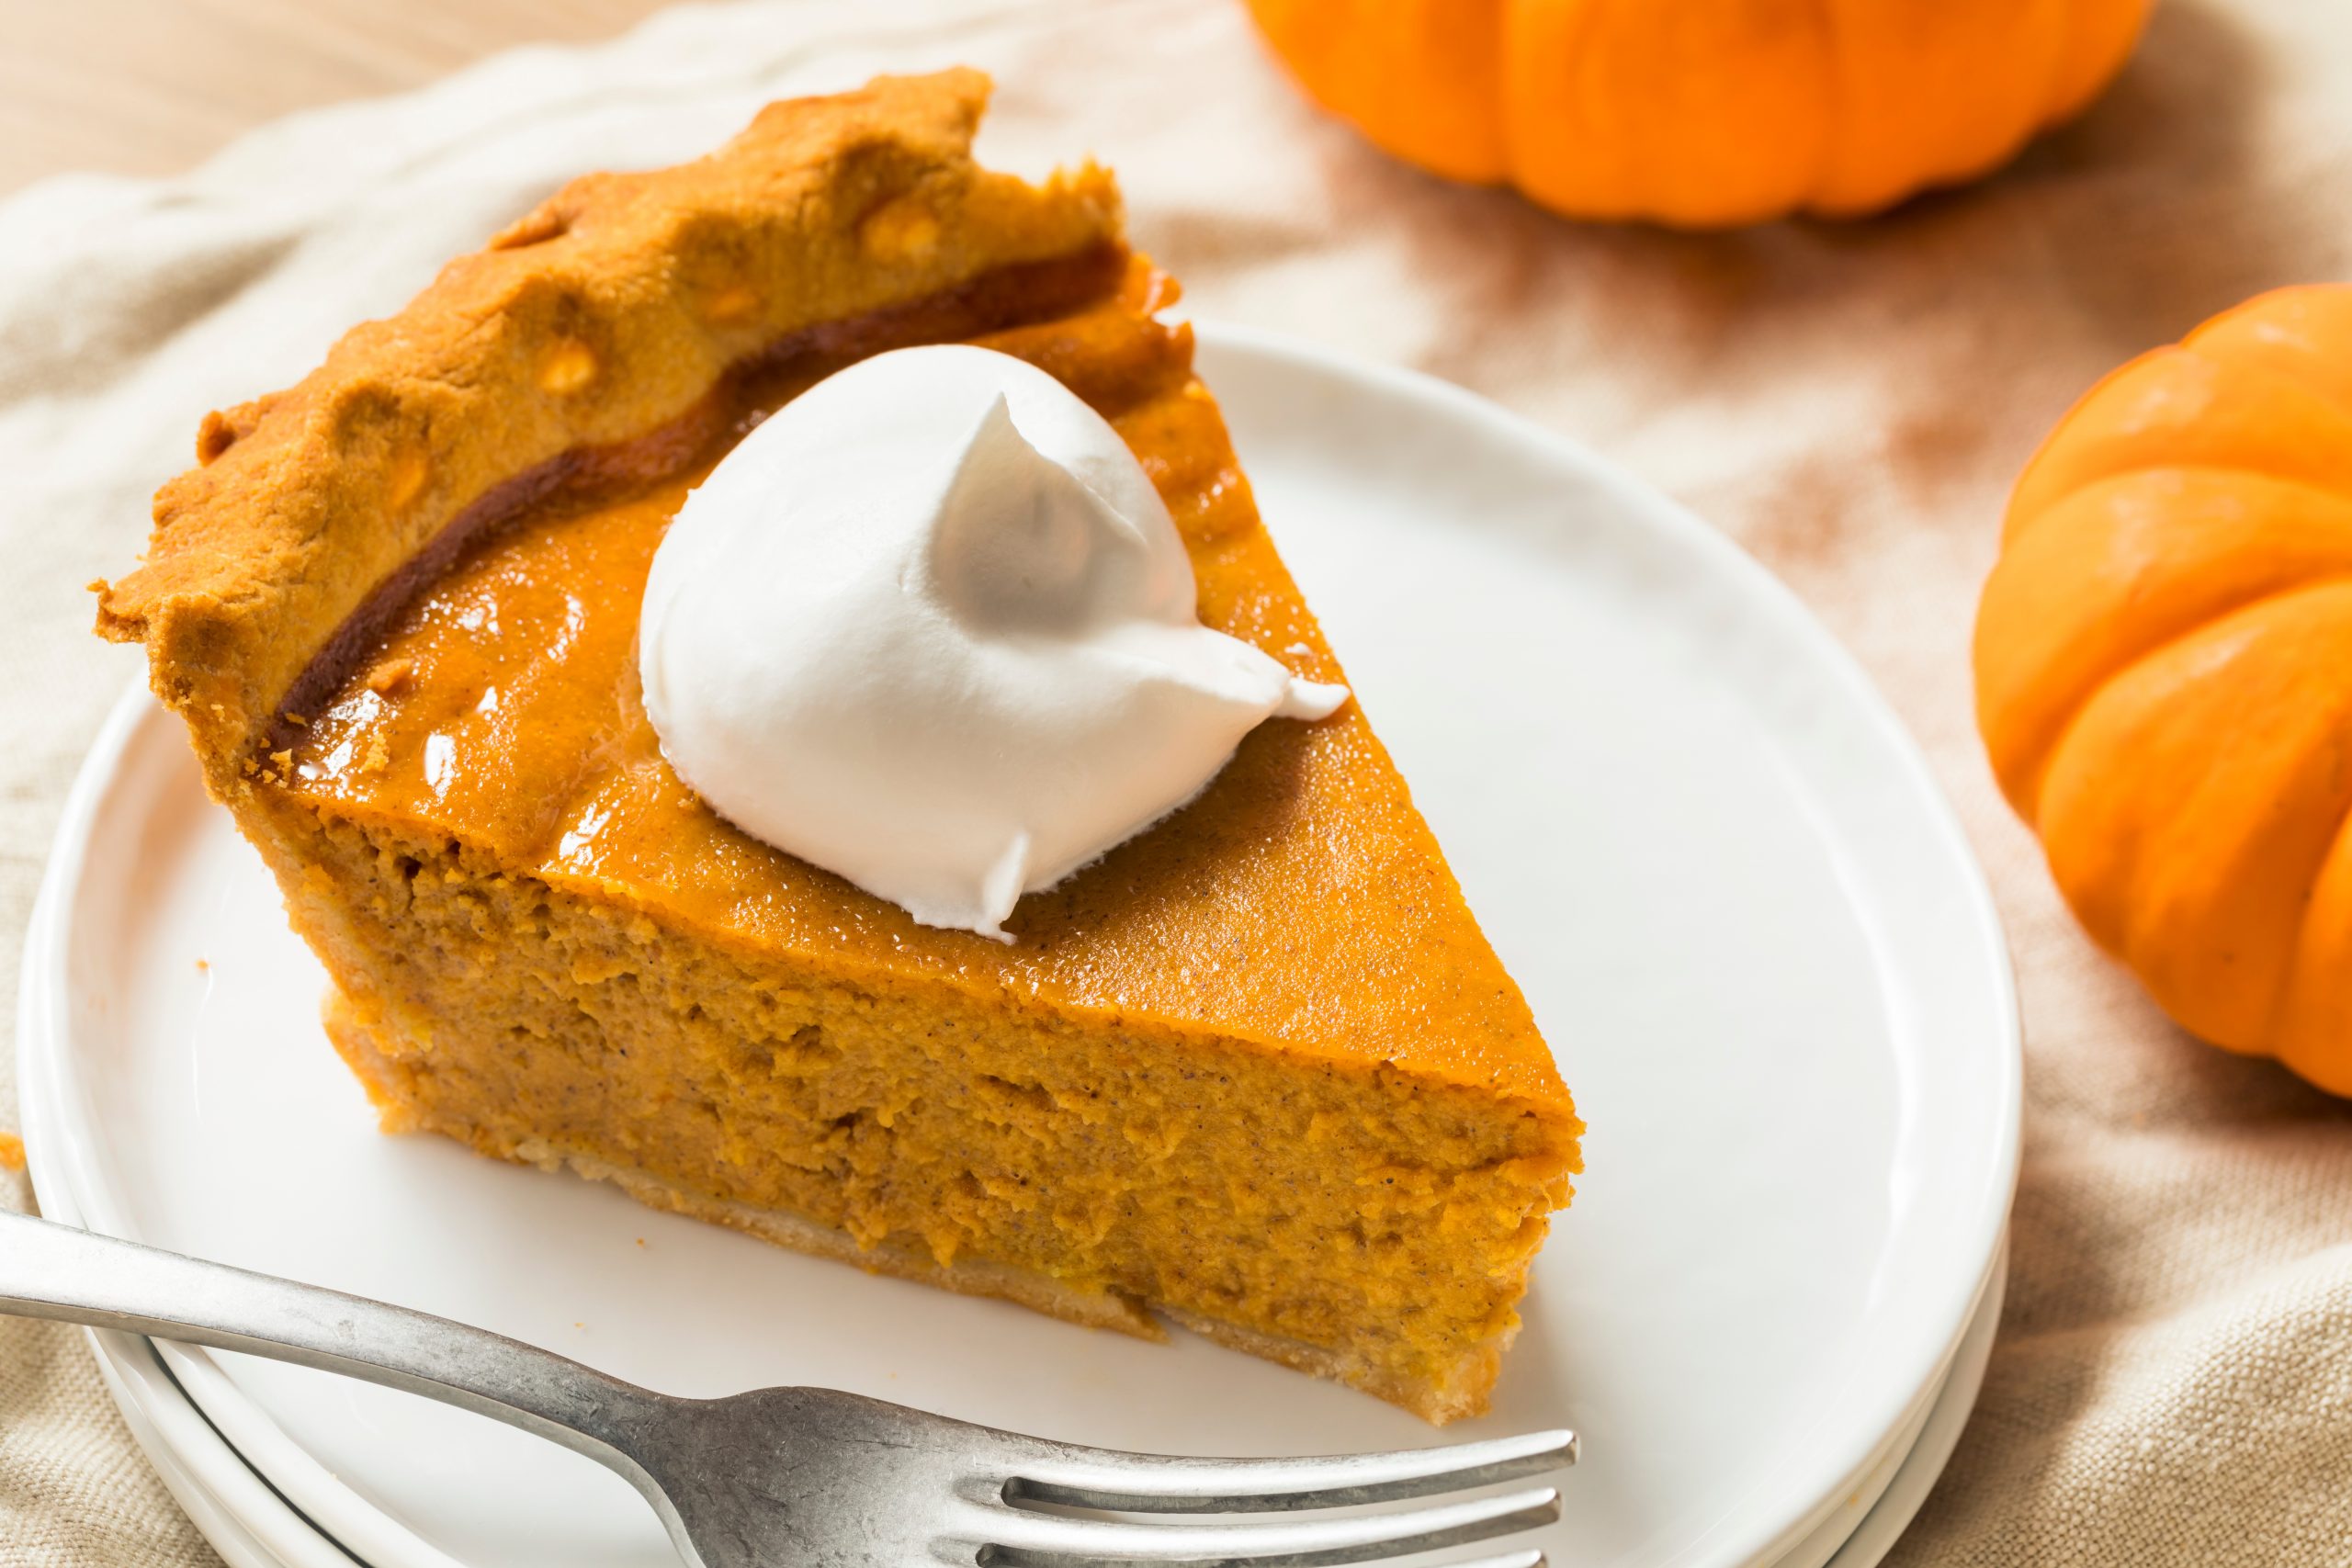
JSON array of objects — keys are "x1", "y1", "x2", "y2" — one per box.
[{"x1": 638, "y1": 344, "x2": 1350, "y2": 942}]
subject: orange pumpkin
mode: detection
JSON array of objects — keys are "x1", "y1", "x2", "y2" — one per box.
[
  {"x1": 1975, "y1": 286, "x2": 2352, "y2": 1096},
  {"x1": 1244, "y1": 0, "x2": 2154, "y2": 227}
]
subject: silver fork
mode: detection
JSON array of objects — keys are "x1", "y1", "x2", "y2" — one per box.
[{"x1": 0, "y1": 1212, "x2": 1574, "y2": 1567}]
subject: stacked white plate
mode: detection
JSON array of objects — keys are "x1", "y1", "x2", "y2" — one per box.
[{"x1": 17, "y1": 328, "x2": 2018, "y2": 1568}]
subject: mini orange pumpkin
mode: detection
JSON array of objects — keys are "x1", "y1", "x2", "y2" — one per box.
[
  {"x1": 1976, "y1": 286, "x2": 2352, "y2": 1096},
  {"x1": 1244, "y1": 0, "x2": 2154, "y2": 227}
]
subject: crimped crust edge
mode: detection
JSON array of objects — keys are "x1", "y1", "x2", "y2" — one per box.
[{"x1": 95, "y1": 67, "x2": 1122, "y2": 796}]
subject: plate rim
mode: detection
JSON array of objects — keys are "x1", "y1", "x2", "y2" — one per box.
[
  {"x1": 1821, "y1": 1243, "x2": 2007, "y2": 1568},
  {"x1": 17, "y1": 808, "x2": 369, "y2": 1568},
  {"x1": 22, "y1": 321, "x2": 2022, "y2": 1568}
]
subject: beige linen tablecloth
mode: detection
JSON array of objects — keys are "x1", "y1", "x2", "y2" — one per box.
[{"x1": 5, "y1": 2, "x2": 2351, "y2": 1562}]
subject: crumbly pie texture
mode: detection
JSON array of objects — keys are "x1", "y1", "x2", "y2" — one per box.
[{"x1": 96, "y1": 70, "x2": 1581, "y2": 1424}]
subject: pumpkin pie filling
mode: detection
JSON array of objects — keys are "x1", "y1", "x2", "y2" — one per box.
[{"x1": 98, "y1": 70, "x2": 1581, "y2": 1423}]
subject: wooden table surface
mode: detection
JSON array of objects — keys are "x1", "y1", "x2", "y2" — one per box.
[{"x1": 0, "y1": 0, "x2": 675, "y2": 197}]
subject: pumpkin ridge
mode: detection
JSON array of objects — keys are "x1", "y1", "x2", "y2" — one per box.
[
  {"x1": 2002, "y1": 345, "x2": 2174, "y2": 544},
  {"x1": 2019, "y1": 0, "x2": 2096, "y2": 171},
  {"x1": 2044, "y1": 582, "x2": 2352, "y2": 1043},
  {"x1": 1527, "y1": 0, "x2": 1572, "y2": 197},
  {"x1": 2142, "y1": 584, "x2": 2352, "y2": 1050},
  {"x1": 2258, "y1": 791, "x2": 2352, "y2": 1065},
  {"x1": 2012, "y1": 350, "x2": 2352, "y2": 536},
  {"x1": 1802, "y1": 0, "x2": 1844, "y2": 214},
  {"x1": 1561, "y1": 0, "x2": 1641, "y2": 222},
  {"x1": 2014, "y1": 569, "x2": 2352, "y2": 829},
  {"x1": 1827, "y1": 0, "x2": 2079, "y2": 216},
  {"x1": 2188, "y1": 293, "x2": 2352, "y2": 427},
  {"x1": 2177, "y1": 344, "x2": 2352, "y2": 504},
  {"x1": 2047, "y1": 0, "x2": 2154, "y2": 124},
  {"x1": 2002, "y1": 463, "x2": 2352, "y2": 555},
  {"x1": 1975, "y1": 465, "x2": 2352, "y2": 817},
  {"x1": 1548, "y1": 0, "x2": 1615, "y2": 210}
]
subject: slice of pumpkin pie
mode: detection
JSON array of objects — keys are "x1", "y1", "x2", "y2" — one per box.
[{"x1": 94, "y1": 69, "x2": 1582, "y2": 1423}]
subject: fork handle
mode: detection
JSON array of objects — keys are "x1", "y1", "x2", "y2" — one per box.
[{"x1": 0, "y1": 1211, "x2": 664, "y2": 1474}]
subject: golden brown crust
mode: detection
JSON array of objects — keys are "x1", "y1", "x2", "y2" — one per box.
[
  {"x1": 94, "y1": 68, "x2": 1121, "y2": 795},
  {"x1": 1157, "y1": 1306, "x2": 1508, "y2": 1426}
]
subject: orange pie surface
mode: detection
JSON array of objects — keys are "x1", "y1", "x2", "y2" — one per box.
[{"x1": 282, "y1": 260, "x2": 1563, "y2": 1106}]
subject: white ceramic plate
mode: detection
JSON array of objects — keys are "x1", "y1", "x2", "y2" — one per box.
[{"x1": 21, "y1": 325, "x2": 2018, "y2": 1568}]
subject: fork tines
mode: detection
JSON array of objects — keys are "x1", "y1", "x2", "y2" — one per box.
[{"x1": 976, "y1": 1427, "x2": 1576, "y2": 1566}]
